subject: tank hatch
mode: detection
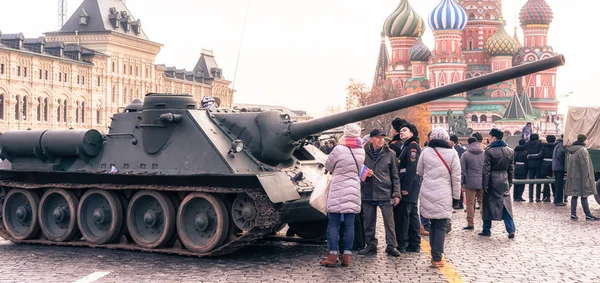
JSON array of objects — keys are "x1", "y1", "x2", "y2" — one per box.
[{"x1": 142, "y1": 93, "x2": 197, "y2": 111}]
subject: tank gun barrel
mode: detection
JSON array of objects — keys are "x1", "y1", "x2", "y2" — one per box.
[{"x1": 289, "y1": 54, "x2": 565, "y2": 140}]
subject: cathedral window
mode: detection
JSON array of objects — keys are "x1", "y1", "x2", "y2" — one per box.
[
  {"x1": 468, "y1": 39, "x2": 473, "y2": 50},
  {"x1": 44, "y1": 98, "x2": 48, "y2": 122},
  {"x1": 37, "y1": 97, "x2": 42, "y2": 121},
  {"x1": 529, "y1": 87, "x2": 535, "y2": 98},
  {"x1": 480, "y1": 115, "x2": 487, "y2": 123},
  {"x1": 471, "y1": 115, "x2": 478, "y2": 122},
  {"x1": 0, "y1": 93, "x2": 4, "y2": 119}
]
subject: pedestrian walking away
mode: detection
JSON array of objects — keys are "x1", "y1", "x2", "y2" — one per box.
[
  {"x1": 417, "y1": 127, "x2": 461, "y2": 268},
  {"x1": 565, "y1": 134, "x2": 598, "y2": 221},
  {"x1": 358, "y1": 129, "x2": 402, "y2": 257},
  {"x1": 552, "y1": 135, "x2": 566, "y2": 206},
  {"x1": 540, "y1": 135, "x2": 556, "y2": 202},
  {"x1": 525, "y1": 133, "x2": 543, "y2": 202},
  {"x1": 460, "y1": 137, "x2": 485, "y2": 230},
  {"x1": 479, "y1": 128, "x2": 516, "y2": 239},
  {"x1": 513, "y1": 139, "x2": 528, "y2": 202},
  {"x1": 393, "y1": 122, "x2": 422, "y2": 253},
  {"x1": 320, "y1": 123, "x2": 366, "y2": 267}
]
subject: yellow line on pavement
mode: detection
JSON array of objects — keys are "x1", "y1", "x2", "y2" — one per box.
[{"x1": 420, "y1": 239, "x2": 463, "y2": 283}]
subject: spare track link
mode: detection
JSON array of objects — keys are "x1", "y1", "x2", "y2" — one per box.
[{"x1": 0, "y1": 180, "x2": 281, "y2": 257}]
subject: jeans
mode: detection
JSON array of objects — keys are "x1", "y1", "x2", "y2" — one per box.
[
  {"x1": 554, "y1": 171, "x2": 565, "y2": 204},
  {"x1": 429, "y1": 219, "x2": 448, "y2": 262},
  {"x1": 420, "y1": 215, "x2": 430, "y2": 231},
  {"x1": 482, "y1": 206, "x2": 515, "y2": 234},
  {"x1": 570, "y1": 196, "x2": 592, "y2": 216},
  {"x1": 465, "y1": 189, "x2": 483, "y2": 226},
  {"x1": 327, "y1": 213, "x2": 355, "y2": 254}
]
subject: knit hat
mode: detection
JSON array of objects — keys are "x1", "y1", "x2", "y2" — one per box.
[
  {"x1": 392, "y1": 118, "x2": 407, "y2": 132},
  {"x1": 546, "y1": 135, "x2": 556, "y2": 143},
  {"x1": 489, "y1": 128, "x2": 504, "y2": 140},
  {"x1": 400, "y1": 122, "x2": 419, "y2": 138},
  {"x1": 430, "y1": 127, "x2": 449, "y2": 141},
  {"x1": 577, "y1": 134, "x2": 587, "y2": 143},
  {"x1": 530, "y1": 133, "x2": 539, "y2": 141},
  {"x1": 343, "y1": 123, "x2": 361, "y2": 138},
  {"x1": 450, "y1": 135, "x2": 459, "y2": 143},
  {"x1": 472, "y1": 132, "x2": 483, "y2": 142}
]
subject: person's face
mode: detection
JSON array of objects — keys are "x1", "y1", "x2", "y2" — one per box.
[
  {"x1": 371, "y1": 135, "x2": 385, "y2": 149},
  {"x1": 391, "y1": 126, "x2": 398, "y2": 135},
  {"x1": 399, "y1": 127, "x2": 413, "y2": 140},
  {"x1": 450, "y1": 140, "x2": 456, "y2": 146},
  {"x1": 328, "y1": 142, "x2": 334, "y2": 148},
  {"x1": 489, "y1": 136, "x2": 497, "y2": 143}
]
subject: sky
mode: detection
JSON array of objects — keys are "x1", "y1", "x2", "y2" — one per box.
[{"x1": 0, "y1": 0, "x2": 596, "y2": 117}]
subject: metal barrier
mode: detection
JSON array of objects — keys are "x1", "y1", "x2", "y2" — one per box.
[{"x1": 512, "y1": 178, "x2": 561, "y2": 185}]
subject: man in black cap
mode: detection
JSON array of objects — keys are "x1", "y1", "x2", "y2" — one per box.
[
  {"x1": 480, "y1": 128, "x2": 516, "y2": 238},
  {"x1": 389, "y1": 118, "x2": 408, "y2": 158},
  {"x1": 359, "y1": 129, "x2": 402, "y2": 256}
]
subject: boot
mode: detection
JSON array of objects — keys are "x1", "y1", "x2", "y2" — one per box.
[
  {"x1": 341, "y1": 254, "x2": 351, "y2": 267},
  {"x1": 420, "y1": 224, "x2": 429, "y2": 236},
  {"x1": 319, "y1": 253, "x2": 338, "y2": 267},
  {"x1": 358, "y1": 245, "x2": 377, "y2": 255}
]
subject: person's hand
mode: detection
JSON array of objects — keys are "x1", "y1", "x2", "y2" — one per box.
[
  {"x1": 393, "y1": 197, "x2": 400, "y2": 206},
  {"x1": 401, "y1": 190, "x2": 408, "y2": 195},
  {"x1": 367, "y1": 169, "x2": 374, "y2": 177}
]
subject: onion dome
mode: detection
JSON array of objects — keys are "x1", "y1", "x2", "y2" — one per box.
[
  {"x1": 429, "y1": 0, "x2": 468, "y2": 31},
  {"x1": 519, "y1": 0, "x2": 553, "y2": 25},
  {"x1": 408, "y1": 31, "x2": 431, "y2": 62},
  {"x1": 383, "y1": 0, "x2": 425, "y2": 37},
  {"x1": 485, "y1": 19, "x2": 519, "y2": 57}
]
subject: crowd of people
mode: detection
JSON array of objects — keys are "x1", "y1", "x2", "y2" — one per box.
[{"x1": 317, "y1": 118, "x2": 599, "y2": 269}]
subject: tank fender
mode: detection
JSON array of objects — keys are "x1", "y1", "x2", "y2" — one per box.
[{"x1": 256, "y1": 172, "x2": 300, "y2": 203}]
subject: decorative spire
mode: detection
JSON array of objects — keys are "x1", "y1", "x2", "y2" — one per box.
[
  {"x1": 504, "y1": 94, "x2": 527, "y2": 119},
  {"x1": 519, "y1": 91, "x2": 535, "y2": 116},
  {"x1": 513, "y1": 26, "x2": 522, "y2": 48},
  {"x1": 373, "y1": 33, "x2": 390, "y2": 87}
]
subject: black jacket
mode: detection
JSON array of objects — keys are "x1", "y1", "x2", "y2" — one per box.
[
  {"x1": 552, "y1": 140, "x2": 565, "y2": 172},
  {"x1": 398, "y1": 136, "x2": 421, "y2": 204},
  {"x1": 454, "y1": 144, "x2": 466, "y2": 158},
  {"x1": 361, "y1": 143, "x2": 402, "y2": 201},
  {"x1": 525, "y1": 140, "x2": 543, "y2": 168},
  {"x1": 482, "y1": 140, "x2": 515, "y2": 221},
  {"x1": 513, "y1": 144, "x2": 528, "y2": 177},
  {"x1": 388, "y1": 134, "x2": 403, "y2": 158},
  {"x1": 540, "y1": 142, "x2": 555, "y2": 177}
]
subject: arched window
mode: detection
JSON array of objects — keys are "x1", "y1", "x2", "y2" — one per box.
[
  {"x1": 434, "y1": 117, "x2": 438, "y2": 124},
  {"x1": 82, "y1": 101, "x2": 85, "y2": 123},
  {"x1": 480, "y1": 115, "x2": 488, "y2": 123},
  {"x1": 37, "y1": 97, "x2": 42, "y2": 121},
  {"x1": 471, "y1": 115, "x2": 478, "y2": 122},
  {"x1": 0, "y1": 93, "x2": 4, "y2": 120},
  {"x1": 96, "y1": 104, "x2": 102, "y2": 124},
  {"x1": 468, "y1": 39, "x2": 473, "y2": 50},
  {"x1": 44, "y1": 98, "x2": 48, "y2": 122},
  {"x1": 22, "y1": 96, "x2": 27, "y2": 121},
  {"x1": 15, "y1": 96, "x2": 20, "y2": 120},
  {"x1": 63, "y1": 99, "x2": 67, "y2": 122},
  {"x1": 75, "y1": 101, "x2": 80, "y2": 123},
  {"x1": 57, "y1": 99, "x2": 62, "y2": 122}
]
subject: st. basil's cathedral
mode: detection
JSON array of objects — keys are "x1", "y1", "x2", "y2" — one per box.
[{"x1": 375, "y1": 0, "x2": 559, "y2": 137}]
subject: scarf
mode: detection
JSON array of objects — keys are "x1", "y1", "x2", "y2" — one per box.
[
  {"x1": 340, "y1": 137, "x2": 363, "y2": 148},
  {"x1": 489, "y1": 140, "x2": 508, "y2": 148}
]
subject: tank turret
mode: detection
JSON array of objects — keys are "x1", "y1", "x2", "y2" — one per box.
[{"x1": 0, "y1": 55, "x2": 565, "y2": 257}]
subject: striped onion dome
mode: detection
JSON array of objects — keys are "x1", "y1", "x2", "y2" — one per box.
[
  {"x1": 429, "y1": 0, "x2": 468, "y2": 31},
  {"x1": 485, "y1": 20, "x2": 519, "y2": 57},
  {"x1": 383, "y1": 0, "x2": 425, "y2": 37},
  {"x1": 409, "y1": 33, "x2": 431, "y2": 61},
  {"x1": 519, "y1": 0, "x2": 553, "y2": 25}
]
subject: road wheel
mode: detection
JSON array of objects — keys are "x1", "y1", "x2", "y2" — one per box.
[
  {"x1": 77, "y1": 189, "x2": 123, "y2": 244},
  {"x1": 39, "y1": 189, "x2": 79, "y2": 242},
  {"x1": 176, "y1": 193, "x2": 229, "y2": 253},
  {"x1": 127, "y1": 190, "x2": 175, "y2": 249},
  {"x1": 2, "y1": 189, "x2": 40, "y2": 240}
]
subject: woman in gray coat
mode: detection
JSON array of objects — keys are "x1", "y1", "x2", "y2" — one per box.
[
  {"x1": 320, "y1": 123, "x2": 366, "y2": 267},
  {"x1": 479, "y1": 128, "x2": 515, "y2": 239}
]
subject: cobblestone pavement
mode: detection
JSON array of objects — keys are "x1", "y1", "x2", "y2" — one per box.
[{"x1": 1, "y1": 197, "x2": 600, "y2": 283}]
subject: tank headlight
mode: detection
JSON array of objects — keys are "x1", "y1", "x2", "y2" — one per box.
[{"x1": 231, "y1": 140, "x2": 244, "y2": 153}]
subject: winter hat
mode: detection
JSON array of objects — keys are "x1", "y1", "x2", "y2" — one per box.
[
  {"x1": 467, "y1": 137, "x2": 477, "y2": 144},
  {"x1": 519, "y1": 139, "x2": 526, "y2": 146},
  {"x1": 430, "y1": 127, "x2": 449, "y2": 141},
  {"x1": 530, "y1": 133, "x2": 540, "y2": 141},
  {"x1": 400, "y1": 122, "x2": 419, "y2": 138},
  {"x1": 546, "y1": 135, "x2": 556, "y2": 143},
  {"x1": 472, "y1": 132, "x2": 483, "y2": 142},
  {"x1": 450, "y1": 135, "x2": 459, "y2": 143},
  {"x1": 577, "y1": 134, "x2": 587, "y2": 143},
  {"x1": 343, "y1": 123, "x2": 361, "y2": 138},
  {"x1": 392, "y1": 118, "x2": 407, "y2": 132},
  {"x1": 489, "y1": 128, "x2": 504, "y2": 140}
]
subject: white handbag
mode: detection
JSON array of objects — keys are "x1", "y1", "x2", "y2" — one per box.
[{"x1": 309, "y1": 173, "x2": 332, "y2": 215}]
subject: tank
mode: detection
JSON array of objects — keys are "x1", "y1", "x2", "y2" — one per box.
[{"x1": 0, "y1": 55, "x2": 565, "y2": 256}]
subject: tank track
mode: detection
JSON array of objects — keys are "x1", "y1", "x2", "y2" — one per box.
[{"x1": 0, "y1": 180, "x2": 280, "y2": 257}]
